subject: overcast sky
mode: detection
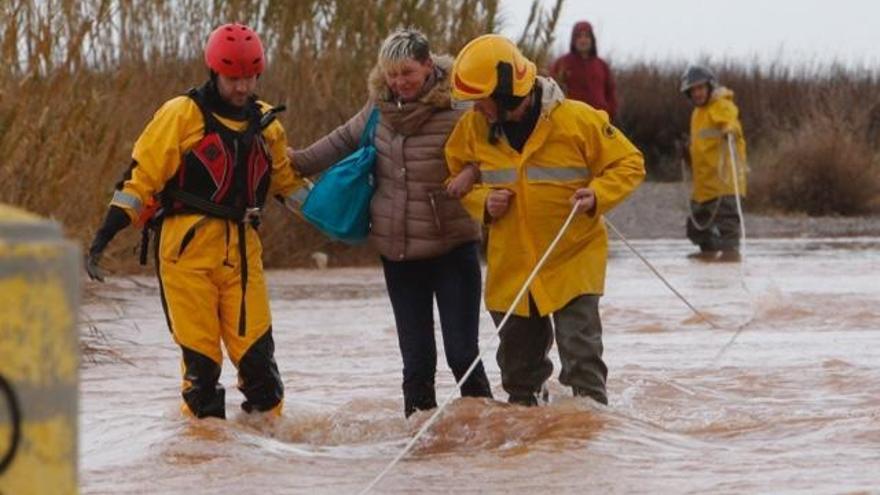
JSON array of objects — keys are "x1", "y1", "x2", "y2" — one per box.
[{"x1": 498, "y1": 0, "x2": 879, "y2": 68}]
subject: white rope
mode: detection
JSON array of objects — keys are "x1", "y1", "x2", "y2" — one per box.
[
  {"x1": 605, "y1": 216, "x2": 757, "y2": 362},
  {"x1": 681, "y1": 156, "x2": 724, "y2": 232},
  {"x1": 604, "y1": 219, "x2": 723, "y2": 330},
  {"x1": 726, "y1": 132, "x2": 748, "y2": 258},
  {"x1": 607, "y1": 134, "x2": 756, "y2": 362},
  {"x1": 360, "y1": 143, "x2": 754, "y2": 491},
  {"x1": 357, "y1": 201, "x2": 584, "y2": 495},
  {"x1": 709, "y1": 134, "x2": 753, "y2": 362}
]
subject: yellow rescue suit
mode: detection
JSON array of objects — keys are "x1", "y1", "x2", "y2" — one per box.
[
  {"x1": 110, "y1": 84, "x2": 308, "y2": 418},
  {"x1": 445, "y1": 78, "x2": 645, "y2": 317},
  {"x1": 689, "y1": 87, "x2": 748, "y2": 203}
]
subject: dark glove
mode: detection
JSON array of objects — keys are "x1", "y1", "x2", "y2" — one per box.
[{"x1": 85, "y1": 205, "x2": 131, "y2": 282}]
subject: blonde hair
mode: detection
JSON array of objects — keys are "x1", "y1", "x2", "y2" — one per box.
[{"x1": 378, "y1": 29, "x2": 431, "y2": 69}]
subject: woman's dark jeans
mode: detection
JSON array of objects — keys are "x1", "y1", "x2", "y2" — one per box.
[{"x1": 382, "y1": 241, "x2": 493, "y2": 417}]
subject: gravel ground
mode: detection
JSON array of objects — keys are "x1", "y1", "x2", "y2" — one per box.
[{"x1": 605, "y1": 182, "x2": 880, "y2": 239}]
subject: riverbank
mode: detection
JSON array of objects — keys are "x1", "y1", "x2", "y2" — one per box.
[{"x1": 607, "y1": 182, "x2": 880, "y2": 240}]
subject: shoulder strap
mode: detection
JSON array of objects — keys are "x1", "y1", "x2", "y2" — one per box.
[
  {"x1": 259, "y1": 104, "x2": 287, "y2": 130},
  {"x1": 185, "y1": 87, "x2": 221, "y2": 134},
  {"x1": 359, "y1": 106, "x2": 381, "y2": 148},
  {"x1": 239, "y1": 100, "x2": 263, "y2": 154}
]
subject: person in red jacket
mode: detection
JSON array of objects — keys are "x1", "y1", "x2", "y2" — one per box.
[{"x1": 550, "y1": 21, "x2": 618, "y2": 120}]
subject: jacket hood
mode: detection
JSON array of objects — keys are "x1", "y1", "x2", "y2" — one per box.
[
  {"x1": 711, "y1": 86, "x2": 734, "y2": 102},
  {"x1": 569, "y1": 21, "x2": 597, "y2": 57},
  {"x1": 537, "y1": 76, "x2": 566, "y2": 116},
  {"x1": 367, "y1": 54, "x2": 454, "y2": 110}
]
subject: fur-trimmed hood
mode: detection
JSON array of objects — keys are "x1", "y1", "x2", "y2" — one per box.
[
  {"x1": 367, "y1": 54, "x2": 455, "y2": 110},
  {"x1": 710, "y1": 86, "x2": 734, "y2": 103},
  {"x1": 366, "y1": 54, "x2": 456, "y2": 135}
]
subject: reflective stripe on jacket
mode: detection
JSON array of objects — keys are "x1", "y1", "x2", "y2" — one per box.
[
  {"x1": 689, "y1": 87, "x2": 748, "y2": 203},
  {"x1": 445, "y1": 77, "x2": 645, "y2": 317}
]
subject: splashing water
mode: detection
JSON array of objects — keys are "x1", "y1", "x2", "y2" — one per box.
[{"x1": 80, "y1": 238, "x2": 880, "y2": 494}]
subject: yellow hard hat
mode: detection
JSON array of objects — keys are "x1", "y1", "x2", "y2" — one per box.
[{"x1": 451, "y1": 34, "x2": 537, "y2": 102}]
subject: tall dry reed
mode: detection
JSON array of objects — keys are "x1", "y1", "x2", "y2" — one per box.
[
  {"x1": 0, "y1": 0, "x2": 564, "y2": 268},
  {"x1": 3, "y1": 1, "x2": 877, "y2": 271}
]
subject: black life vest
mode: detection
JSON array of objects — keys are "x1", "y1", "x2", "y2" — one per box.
[{"x1": 160, "y1": 85, "x2": 273, "y2": 220}]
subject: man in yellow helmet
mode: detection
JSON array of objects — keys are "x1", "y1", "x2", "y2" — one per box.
[
  {"x1": 84, "y1": 23, "x2": 310, "y2": 419},
  {"x1": 445, "y1": 35, "x2": 645, "y2": 406}
]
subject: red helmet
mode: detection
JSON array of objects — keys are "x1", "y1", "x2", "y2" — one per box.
[{"x1": 204, "y1": 23, "x2": 265, "y2": 78}]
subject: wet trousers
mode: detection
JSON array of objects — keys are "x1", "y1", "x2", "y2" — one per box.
[
  {"x1": 382, "y1": 242, "x2": 493, "y2": 417},
  {"x1": 491, "y1": 294, "x2": 607, "y2": 406},
  {"x1": 156, "y1": 216, "x2": 283, "y2": 419}
]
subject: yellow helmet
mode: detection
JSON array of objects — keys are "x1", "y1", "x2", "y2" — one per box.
[{"x1": 451, "y1": 34, "x2": 537, "y2": 102}]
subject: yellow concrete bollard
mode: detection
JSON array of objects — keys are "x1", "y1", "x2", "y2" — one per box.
[{"x1": 0, "y1": 204, "x2": 79, "y2": 495}]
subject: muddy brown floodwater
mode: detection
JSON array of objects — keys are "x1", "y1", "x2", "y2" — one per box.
[{"x1": 80, "y1": 238, "x2": 880, "y2": 494}]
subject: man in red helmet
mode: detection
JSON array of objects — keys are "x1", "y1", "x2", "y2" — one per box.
[{"x1": 85, "y1": 23, "x2": 309, "y2": 419}]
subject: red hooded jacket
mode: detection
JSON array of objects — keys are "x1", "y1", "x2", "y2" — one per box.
[{"x1": 550, "y1": 21, "x2": 618, "y2": 119}]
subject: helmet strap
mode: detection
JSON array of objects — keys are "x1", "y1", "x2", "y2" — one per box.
[
  {"x1": 491, "y1": 61, "x2": 529, "y2": 122},
  {"x1": 488, "y1": 122, "x2": 503, "y2": 144},
  {"x1": 484, "y1": 61, "x2": 532, "y2": 143},
  {"x1": 496, "y1": 61, "x2": 514, "y2": 97}
]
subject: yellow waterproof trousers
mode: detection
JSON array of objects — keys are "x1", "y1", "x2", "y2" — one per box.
[{"x1": 155, "y1": 214, "x2": 282, "y2": 418}]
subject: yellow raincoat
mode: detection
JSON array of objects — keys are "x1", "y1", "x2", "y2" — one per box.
[
  {"x1": 689, "y1": 87, "x2": 748, "y2": 203},
  {"x1": 445, "y1": 78, "x2": 645, "y2": 317}
]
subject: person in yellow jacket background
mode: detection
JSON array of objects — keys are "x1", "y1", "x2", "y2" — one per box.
[
  {"x1": 84, "y1": 23, "x2": 310, "y2": 419},
  {"x1": 680, "y1": 65, "x2": 748, "y2": 262},
  {"x1": 445, "y1": 35, "x2": 645, "y2": 406}
]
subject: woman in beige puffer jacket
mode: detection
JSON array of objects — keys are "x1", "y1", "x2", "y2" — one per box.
[{"x1": 290, "y1": 30, "x2": 492, "y2": 417}]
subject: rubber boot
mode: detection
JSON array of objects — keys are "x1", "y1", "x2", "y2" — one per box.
[
  {"x1": 508, "y1": 384, "x2": 549, "y2": 407},
  {"x1": 573, "y1": 386, "x2": 608, "y2": 406}
]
